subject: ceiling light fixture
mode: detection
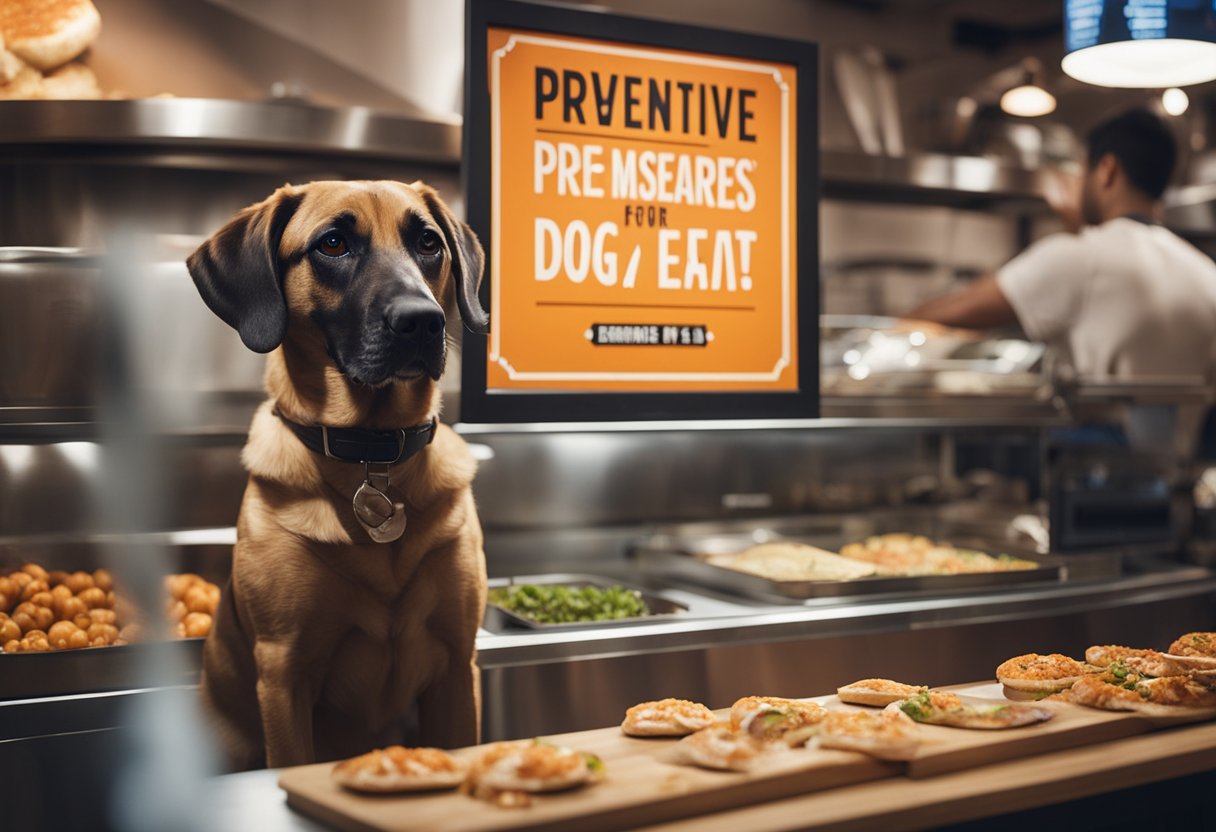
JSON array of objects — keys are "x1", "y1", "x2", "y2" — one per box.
[
  {"x1": 1000, "y1": 83, "x2": 1057, "y2": 118},
  {"x1": 1161, "y1": 87, "x2": 1189, "y2": 116},
  {"x1": 1063, "y1": 1, "x2": 1216, "y2": 88},
  {"x1": 1000, "y1": 60, "x2": 1056, "y2": 118}
]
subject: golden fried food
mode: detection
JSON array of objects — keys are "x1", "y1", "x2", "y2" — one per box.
[
  {"x1": 20, "y1": 579, "x2": 49, "y2": 603},
  {"x1": 63, "y1": 571, "x2": 93, "y2": 594},
  {"x1": 178, "y1": 612, "x2": 212, "y2": 639},
  {"x1": 0, "y1": 567, "x2": 221, "y2": 652},
  {"x1": 332, "y1": 746, "x2": 466, "y2": 793},
  {"x1": 0, "y1": 613, "x2": 20, "y2": 643},
  {"x1": 77, "y1": 586, "x2": 107, "y2": 609},
  {"x1": 20, "y1": 563, "x2": 48, "y2": 582},
  {"x1": 621, "y1": 698, "x2": 715, "y2": 737}
]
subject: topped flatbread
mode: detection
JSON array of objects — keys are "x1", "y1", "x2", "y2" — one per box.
[
  {"x1": 895, "y1": 690, "x2": 1054, "y2": 730},
  {"x1": 1124, "y1": 651, "x2": 1203, "y2": 678},
  {"x1": 621, "y1": 698, "x2": 715, "y2": 737},
  {"x1": 741, "y1": 700, "x2": 829, "y2": 744},
  {"x1": 806, "y1": 709, "x2": 921, "y2": 761},
  {"x1": 1167, "y1": 633, "x2": 1216, "y2": 666},
  {"x1": 837, "y1": 678, "x2": 928, "y2": 707},
  {"x1": 996, "y1": 653, "x2": 1097, "y2": 692},
  {"x1": 711, "y1": 542, "x2": 876, "y2": 582},
  {"x1": 676, "y1": 722, "x2": 767, "y2": 771},
  {"x1": 331, "y1": 746, "x2": 466, "y2": 793},
  {"x1": 465, "y1": 740, "x2": 603, "y2": 796},
  {"x1": 729, "y1": 696, "x2": 825, "y2": 733},
  {"x1": 1085, "y1": 645, "x2": 1157, "y2": 668}
]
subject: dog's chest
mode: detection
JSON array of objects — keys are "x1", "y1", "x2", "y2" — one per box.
[{"x1": 319, "y1": 587, "x2": 449, "y2": 724}]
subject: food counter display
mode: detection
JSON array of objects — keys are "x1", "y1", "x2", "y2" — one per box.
[
  {"x1": 185, "y1": 621, "x2": 1216, "y2": 832},
  {"x1": 5, "y1": 9, "x2": 1216, "y2": 828}
]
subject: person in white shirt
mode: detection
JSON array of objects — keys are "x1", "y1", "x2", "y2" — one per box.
[{"x1": 909, "y1": 108, "x2": 1216, "y2": 383}]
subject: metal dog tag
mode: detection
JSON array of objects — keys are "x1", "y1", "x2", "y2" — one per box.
[{"x1": 353, "y1": 474, "x2": 407, "y2": 544}]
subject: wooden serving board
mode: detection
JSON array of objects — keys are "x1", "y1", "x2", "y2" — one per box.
[
  {"x1": 277, "y1": 682, "x2": 1187, "y2": 832},
  {"x1": 900, "y1": 683, "x2": 1151, "y2": 778},
  {"x1": 279, "y1": 737, "x2": 895, "y2": 832}
]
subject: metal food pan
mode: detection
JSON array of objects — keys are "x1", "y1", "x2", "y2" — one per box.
[
  {"x1": 483, "y1": 573, "x2": 687, "y2": 632},
  {"x1": 630, "y1": 532, "x2": 1064, "y2": 604},
  {"x1": 0, "y1": 540, "x2": 225, "y2": 701},
  {"x1": 0, "y1": 638, "x2": 204, "y2": 703}
]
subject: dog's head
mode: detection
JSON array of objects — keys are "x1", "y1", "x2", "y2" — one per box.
[{"x1": 186, "y1": 180, "x2": 487, "y2": 386}]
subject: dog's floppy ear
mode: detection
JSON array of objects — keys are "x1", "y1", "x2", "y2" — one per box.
[
  {"x1": 186, "y1": 187, "x2": 303, "y2": 353},
  {"x1": 413, "y1": 182, "x2": 489, "y2": 335}
]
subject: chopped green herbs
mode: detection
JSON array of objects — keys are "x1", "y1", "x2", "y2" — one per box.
[
  {"x1": 488, "y1": 584, "x2": 650, "y2": 624},
  {"x1": 899, "y1": 691, "x2": 934, "y2": 722}
]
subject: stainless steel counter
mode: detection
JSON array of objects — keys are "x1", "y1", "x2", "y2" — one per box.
[
  {"x1": 476, "y1": 563, "x2": 1211, "y2": 669},
  {"x1": 3, "y1": 561, "x2": 1212, "y2": 746}
]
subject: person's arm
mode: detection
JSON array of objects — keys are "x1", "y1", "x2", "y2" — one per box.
[
  {"x1": 905, "y1": 273, "x2": 1018, "y2": 329},
  {"x1": 906, "y1": 233, "x2": 1089, "y2": 340}
]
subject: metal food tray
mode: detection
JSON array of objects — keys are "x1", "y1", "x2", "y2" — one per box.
[
  {"x1": 483, "y1": 573, "x2": 687, "y2": 632},
  {"x1": 0, "y1": 638, "x2": 204, "y2": 701},
  {"x1": 630, "y1": 535, "x2": 1064, "y2": 604}
]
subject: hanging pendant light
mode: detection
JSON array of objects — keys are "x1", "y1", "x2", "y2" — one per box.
[
  {"x1": 1000, "y1": 60, "x2": 1057, "y2": 118},
  {"x1": 1062, "y1": 0, "x2": 1216, "y2": 88}
]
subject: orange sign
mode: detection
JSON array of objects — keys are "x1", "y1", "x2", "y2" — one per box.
[{"x1": 486, "y1": 28, "x2": 798, "y2": 392}]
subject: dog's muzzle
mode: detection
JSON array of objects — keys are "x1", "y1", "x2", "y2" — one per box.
[{"x1": 384, "y1": 296, "x2": 445, "y2": 343}]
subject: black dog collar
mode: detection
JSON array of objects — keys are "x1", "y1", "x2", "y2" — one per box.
[{"x1": 275, "y1": 409, "x2": 436, "y2": 465}]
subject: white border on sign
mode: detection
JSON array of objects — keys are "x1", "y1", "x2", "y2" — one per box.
[{"x1": 489, "y1": 33, "x2": 793, "y2": 383}]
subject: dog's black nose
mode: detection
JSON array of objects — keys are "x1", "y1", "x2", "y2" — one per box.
[{"x1": 384, "y1": 297, "x2": 445, "y2": 340}]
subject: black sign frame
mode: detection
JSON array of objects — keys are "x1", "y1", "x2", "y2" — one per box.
[{"x1": 461, "y1": 0, "x2": 819, "y2": 423}]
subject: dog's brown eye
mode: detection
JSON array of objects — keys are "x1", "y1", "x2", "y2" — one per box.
[
  {"x1": 317, "y1": 233, "x2": 349, "y2": 258},
  {"x1": 417, "y1": 229, "x2": 442, "y2": 256}
]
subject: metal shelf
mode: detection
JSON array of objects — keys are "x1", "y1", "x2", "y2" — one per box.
[
  {"x1": 820, "y1": 149, "x2": 1053, "y2": 210},
  {"x1": 0, "y1": 98, "x2": 461, "y2": 165}
]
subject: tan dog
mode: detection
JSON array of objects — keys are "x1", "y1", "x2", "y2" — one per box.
[{"x1": 186, "y1": 180, "x2": 488, "y2": 771}]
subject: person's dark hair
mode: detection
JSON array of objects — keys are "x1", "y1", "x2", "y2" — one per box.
[{"x1": 1086, "y1": 108, "x2": 1177, "y2": 199}]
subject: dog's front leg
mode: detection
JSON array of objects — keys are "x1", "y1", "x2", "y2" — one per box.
[
  {"x1": 254, "y1": 641, "x2": 316, "y2": 768},
  {"x1": 417, "y1": 652, "x2": 480, "y2": 748}
]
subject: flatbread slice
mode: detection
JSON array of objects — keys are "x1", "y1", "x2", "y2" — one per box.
[
  {"x1": 1085, "y1": 645, "x2": 1157, "y2": 668},
  {"x1": 622, "y1": 698, "x2": 715, "y2": 737},
  {"x1": 331, "y1": 746, "x2": 466, "y2": 793},
  {"x1": 996, "y1": 653, "x2": 1097, "y2": 692},
  {"x1": 729, "y1": 696, "x2": 816, "y2": 731},
  {"x1": 837, "y1": 678, "x2": 928, "y2": 707},
  {"x1": 1165, "y1": 633, "x2": 1216, "y2": 667},
  {"x1": 1168, "y1": 632, "x2": 1216, "y2": 659},
  {"x1": 465, "y1": 740, "x2": 601, "y2": 795},
  {"x1": 712, "y1": 542, "x2": 876, "y2": 582},
  {"x1": 1136, "y1": 674, "x2": 1216, "y2": 709},
  {"x1": 676, "y1": 722, "x2": 767, "y2": 771},
  {"x1": 1124, "y1": 651, "x2": 1205, "y2": 678},
  {"x1": 810, "y1": 710, "x2": 921, "y2": 761},
  {"x1": 741, "y1": 700, "x2": 829, "y2": 744},
  {"x1": 894, "y1": 690, "x2": 1053, "y2": 730}
]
